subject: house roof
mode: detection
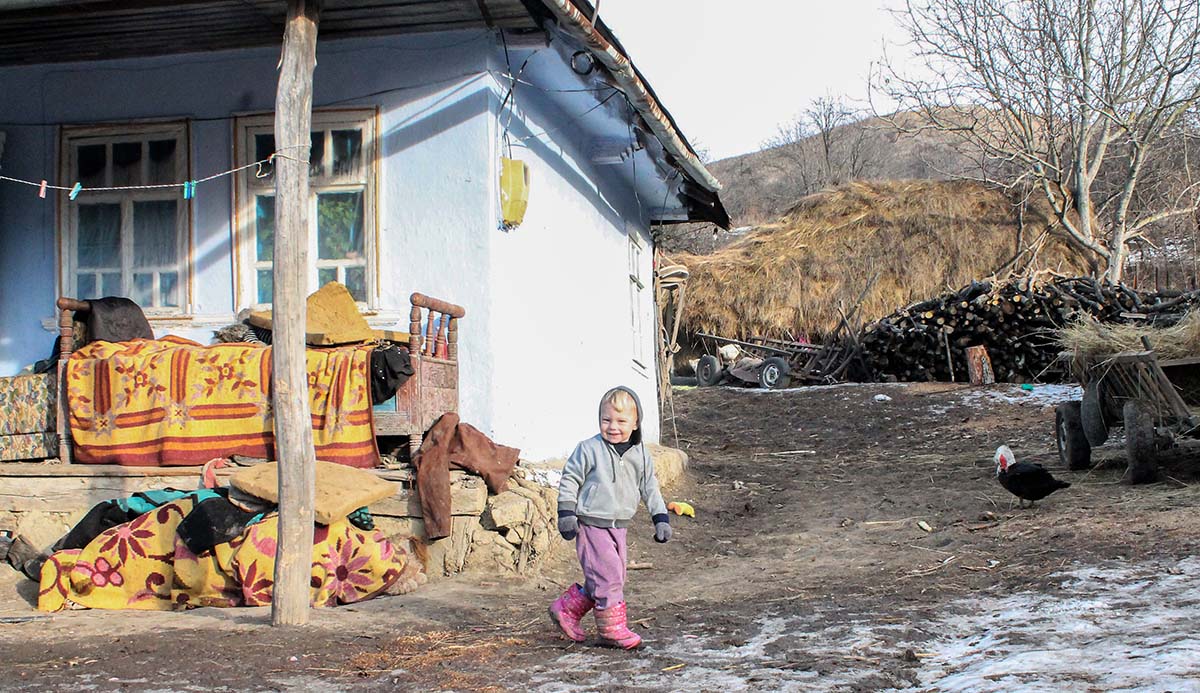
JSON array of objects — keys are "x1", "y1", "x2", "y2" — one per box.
[{"x1": 0, "y1": 0, "x2": 728, "y2": 227}]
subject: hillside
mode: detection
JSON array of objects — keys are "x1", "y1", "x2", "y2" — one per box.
[{"x1": 670, "y1": 179, "x2": 1090, "y2": 340}]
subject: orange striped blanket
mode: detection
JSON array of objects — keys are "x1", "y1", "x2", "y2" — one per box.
[{"x1": 65, "y1": 336, "x2": 378, "y2": 467}]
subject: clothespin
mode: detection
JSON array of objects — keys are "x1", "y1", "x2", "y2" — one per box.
[
  {"x1": 38, "y1": 180, "x2": 47, "y2": 199},
  {"x1": 183, "y1": 180, "x2": 196, "y2": 199},
  {"x1": 68, "y1": 182, "x2": 82, "y2": 200}
]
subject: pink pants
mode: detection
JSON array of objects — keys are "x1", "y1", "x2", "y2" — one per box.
[{"x1": 575, "y1": 524, "x2": 627, "y2": 609}]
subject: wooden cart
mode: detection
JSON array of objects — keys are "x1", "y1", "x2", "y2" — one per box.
[
  {"x1": 693, "y1": 333, "x2": 855, "y2": 390},
  {"x1": 1055, "y1": 339, "x2": 1200, "y2": 484}
]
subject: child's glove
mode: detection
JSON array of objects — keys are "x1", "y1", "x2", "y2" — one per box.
[
  {"x1": 654, "y1": 521, "x2": 672, "y2": 543},
  {"x1": 557, "y1": 512, "x2": 578, "y2": 541}
]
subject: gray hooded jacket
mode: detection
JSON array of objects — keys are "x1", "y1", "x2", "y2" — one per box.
[{"x1": 556, "y1": 386, "x2": 669, "y2": 528}]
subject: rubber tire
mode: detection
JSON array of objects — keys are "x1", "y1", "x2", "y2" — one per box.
[
  {"x1": 1081, "y1": 380, "x2": 1109, "y2": 446},
  {"x1": 1123, "y1": 401, "x2": 1160, "y2": 485},
  {"x1": 697, "y1": 354, "x2": 722, "y2": 387},
  {"x1": 1056, "y1": 401, "x2": 1092, "y2": 470},
  {"x1": 758, "y1": 356, "x2": 792, "y2": 389}
]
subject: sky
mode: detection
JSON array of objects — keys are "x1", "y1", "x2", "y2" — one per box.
[{"x1": 598, "y1": 0, "x2": 910, "y2": 161}]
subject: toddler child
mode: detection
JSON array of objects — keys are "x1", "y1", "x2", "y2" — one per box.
[{"x1": 549, "y1": 386, "x2": 671, "y2": 649}]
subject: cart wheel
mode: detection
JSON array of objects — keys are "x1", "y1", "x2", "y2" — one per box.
[
  {"x1": 1056, "y1": 401, "x2": 1091, "y2": 470},
  {"x1": 758, "y1": 356, "x2": 792, "y2": 390},
  {"x1": 697, "y1": 354, "x2": 722, "y2": 387},
  {"x1": 1081, "y1": 380, "x2": 1108, "y2": 446},
  {"x1": 1123, "y1": 401, "x2": 1160, "y2": 485}
]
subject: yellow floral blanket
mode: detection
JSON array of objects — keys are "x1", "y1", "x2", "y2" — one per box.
[
  {"x1": 38, "y1": 498, "x2": 421, "y2": 611},
  {"x1": 65, "y1": 336, "x2": 379, "y2": 467}
]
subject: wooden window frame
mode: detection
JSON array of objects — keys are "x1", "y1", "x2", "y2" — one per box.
[
  {"x1": 629, "y1": 232, "x2": 646, "y2": 368},
  {"x1": 58, "y1": 121, "x2": 192, "y2": 316},
  {"x1": 232, "y1": 108, "x2": 379, "y2": 310}
]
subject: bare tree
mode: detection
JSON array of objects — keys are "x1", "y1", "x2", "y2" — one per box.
[
  {"x1": 761, "y1": 95, "x2": 872, "y2": 200},
  {"x1": 873, "y1": 0, "x2": 1200, "y2": 283}
]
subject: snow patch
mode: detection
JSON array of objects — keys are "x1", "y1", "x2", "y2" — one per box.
[
  {"x1": 955, "y1": 384, "x2": 1082, "y2": 408},
  {"x1": 528, "y1": 559, "x2": 1200, "y2": 692},
  {"x1": 891, "y1": 558, "x2": 1200, "y2": 692}
]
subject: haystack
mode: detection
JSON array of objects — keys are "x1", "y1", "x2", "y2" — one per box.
[
  {"x1": 672, "y1": 180, "x2": 1091, "y2": 339},
  {"x1": 1058, "y1": 313, "x2": 1200, "y2": 362}
]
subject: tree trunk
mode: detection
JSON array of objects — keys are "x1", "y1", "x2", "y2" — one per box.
[{"x1": 271, "y1": 0, "x2": 319, "y2": 627}]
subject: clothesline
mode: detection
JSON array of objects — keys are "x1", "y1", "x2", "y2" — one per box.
[{"x1": 0, "y1": 144, "x2": 309, "y2": 200}]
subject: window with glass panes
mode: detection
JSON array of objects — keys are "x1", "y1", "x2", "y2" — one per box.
[
  {"x1": 62, "y1": 125, "x2": 188, "y2": 311},
  {"x1": 629, "y1": 233, "x2": 646, "y2": 367},
  {"x1": 236, "y1": 111, "x2": 375, "y2": 307}
]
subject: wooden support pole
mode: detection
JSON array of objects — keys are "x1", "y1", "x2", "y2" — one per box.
[{"x1": 271, "y1": 0, "x2": 320, "y2": 627}]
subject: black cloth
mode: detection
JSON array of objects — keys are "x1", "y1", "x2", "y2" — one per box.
[
  {"x1": 176, "y1": 494, "x2": 265, "y2": 555},
  {"x1": 52, "y1": 498, "x2": 142, "y2": 551},
  {"x1": 32, "y1": 336, "x2": 62, "y2": 374},
  {"x1": 370, "y1": 342, "x2": 414, "y2": 404},
  {"x1": 612, "y1": 440, "x2": 635, "y2": 457},
  {"x1": 84, "y1": 296, "x2": 154, "y2": 343}
]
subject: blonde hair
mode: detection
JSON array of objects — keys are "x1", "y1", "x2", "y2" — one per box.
[{"x1": 602, "y1": 388, "x2": 638, "y2": 414}]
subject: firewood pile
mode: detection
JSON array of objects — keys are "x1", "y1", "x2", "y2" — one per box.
[{"x1": 858, "y1": 277, "x2": 1200, "y2": 383}]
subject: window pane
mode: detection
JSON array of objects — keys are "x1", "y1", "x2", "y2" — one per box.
[
  {"x1": 133, "y1": 200, "x2": 177, "y2": 267},
  {"x1": 77, "y1": 274, "x2": 96, "y2": 298},
  {"x1": 148, "y1": 139, "x2": 177, "y2": 184},
  {"x1": 101, "y1": 273, "x2": 122, "y2": 297},
  {"x1": 77, "y1": 204, "x2": 121, "y2": 268},
  {"x1": 309, "y1": 131, "x2": 325, "y2": 178},
  {"x1": 318, "y1": 267, "x2": 337, "y2": 288},
  {"x1": 133, "y1": 273, "x2": 154, "y2": 307},
  {"x1": 160, "y1": 272, "x2": 179, "y2": 307},
  {"x1": 255, "y1": 195, "x2": 274, "y2": 262},
  {"x1": 317, "y1": 192, "x2": 363, "y2": 260},
  {"x1": 112, "y1": 141, "x2": 142, "y2": 187},
  {"x1": 332, "y1": 129, "x2": 362, "y2": 176},
  {"x1": 77, "y1": 144, "x2": 106, "y2": 187},
  {"x1": 345, "y1": 266, "x2": 366, "y2": 302},
  {"x1": 255, "y1": 133, "x2": 276, "y2": 180},
  {"x1": 257, "y1": 269, "x2": 273, "y2": 305}
]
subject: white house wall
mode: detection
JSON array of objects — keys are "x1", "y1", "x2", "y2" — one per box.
[
  {"x1": 0, "y1": 32, "x2": 497, "y2": 433},
  {"x1": 484, "y1": 72, "x2": 661, "y2": 460}
]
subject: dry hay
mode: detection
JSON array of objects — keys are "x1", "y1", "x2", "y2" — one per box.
[
  {"x1": 345, "y1": 626, "x2": 534, "y2": 691},
  {"x1": 671, "y1": 180, "x2": 1091, "y2": 340},
  {"x1": 1059, "y1": 312, "x2": 1200, "y2": 361}
]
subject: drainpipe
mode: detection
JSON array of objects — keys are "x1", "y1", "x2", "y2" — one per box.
[{"x1": 537, "y1": 0, "x2": 722, "y2": 194}]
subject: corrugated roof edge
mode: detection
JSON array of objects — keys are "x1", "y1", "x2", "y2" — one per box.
[{"x1": 535, "y1": 0, "x2": 730, "y2": 228}]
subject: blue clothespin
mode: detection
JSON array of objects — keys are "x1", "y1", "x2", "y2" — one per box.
[
  {"x1": 68, "y1": 182, "x2": 82, "y2": 200},
  {"x1": 183, "y1": 181, "x2": 195, "y2": 199}
]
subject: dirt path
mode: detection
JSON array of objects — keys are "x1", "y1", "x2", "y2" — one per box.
[{"x1": 2, "y1": 383, "x2": 1199, "y2": 691}]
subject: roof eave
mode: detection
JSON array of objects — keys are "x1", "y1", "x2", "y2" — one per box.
[{"x1": 535, "y1": 0, "x2": 729, "y2": 228}]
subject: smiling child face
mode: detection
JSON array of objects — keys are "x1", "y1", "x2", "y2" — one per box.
[{"x1": 600, "y1": 402, "x2": 637, "y2": 444}]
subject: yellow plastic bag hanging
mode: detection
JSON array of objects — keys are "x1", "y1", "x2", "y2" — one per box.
[{"x1": 500, "y1": 158, "x2": 530, "y2": 229}]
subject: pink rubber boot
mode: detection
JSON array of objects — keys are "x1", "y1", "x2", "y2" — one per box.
[
  {"x1": 549, "y1": 583, "x2": 595, "y2": 642},
  {"x1": 594, "y1": 601, "x2": 642, "y2": 649}
]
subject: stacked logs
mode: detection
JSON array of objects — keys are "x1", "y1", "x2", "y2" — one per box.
[{"x1": 859, "y1": 277, "x2": 1200, "y2": 383}]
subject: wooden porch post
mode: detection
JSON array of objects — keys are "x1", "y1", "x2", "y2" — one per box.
[{"x1": 272, "y1": 0, "x2": 320, "y2": 627}]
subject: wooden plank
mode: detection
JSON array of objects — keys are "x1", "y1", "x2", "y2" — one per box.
[
  {"x1": 0, "y1": 463, "x2": 228, "y2": 478},
  {"x1": 0, "y1": 469, "x2": 486, "y2": 517},
  {"x1": 272, "y1": 0, "x2": 320, "y2": 628},
  {"x1": 0, "y1": 475, "x2": 207, "y2": 513}
]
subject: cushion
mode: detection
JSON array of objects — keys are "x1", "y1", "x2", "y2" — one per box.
[
  {"x1": 230, "y1": 459, "x2": 399, "y2": 525},
  {"x1": 247, "y1": 281, "x2": 409, "y2": 346}
]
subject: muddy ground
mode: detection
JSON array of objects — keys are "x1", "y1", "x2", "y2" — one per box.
[{"x1": 2, "y1": 382, "x2": 1199, "y2": 692}]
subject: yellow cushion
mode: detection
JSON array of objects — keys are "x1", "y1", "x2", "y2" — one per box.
[
  {"x1": 247, "y1": 282, "x2": 409, "y2": 346},
  {"x1": 230, "y1": 459, "x2": 399, "y2": 525}
]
